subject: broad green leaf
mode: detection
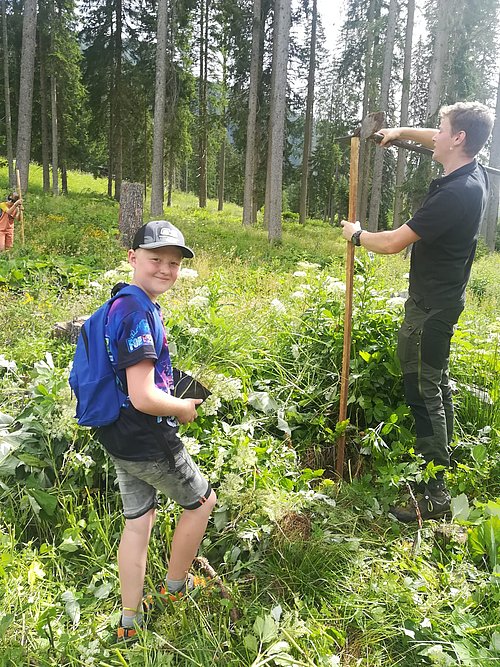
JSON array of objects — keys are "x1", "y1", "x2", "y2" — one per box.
[
  {"x1": 248, "y1": 392, "x2": 278, "y2": 415},
  {"x1": 28, "y1": 489, "x2": 57, "y2": 516},
  {"x1": 471, "y1": 444, "x2": 487, "y2": 465},
  {"x1": 490, "y1": 631, "x2": 500, "y2": 653},
  {"x1": 451, "y1": 494, "x2": 470, "y2": 521},
  {"x1": 17, "y1": 453, "x2": 50, "y2": 469},
  {"x1": 0, "y1": 413, "x2": 14, "y2": 426},
  {"x1": 28, "y1": 560, "x2": 45, "y2": 587},
  {"x1": 94, "y1": 582, "x2": 113, "y2": 600},
  {"x1": 0, "y1": 614, "x2": 13, "y2": 638},
  {"x1": 359, "y1": 350, "x2": 371, "y2": 362},
  {"x1": 59, "y1": 535, "x2": 82, "y2": 553},
  {"x1": 253, "y1": 614, "x2": 278, "y2": 644},
  {"x1": 243, "y1": 634, "x2": 258, "y2": 653},
  {"x1": 61, "y1": 590, "x2": 81, "y2": 626}
]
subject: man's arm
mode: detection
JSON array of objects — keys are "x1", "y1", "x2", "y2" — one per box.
[
  {"x1": 341, "y1": 219, "x2": 420, "y2": 254},
  {"x1": 378, "y1": 127, "x2": 437, "y2": 150},
  {"x1": 126, "y1": 359, "x2": 201, "y2": 424}
]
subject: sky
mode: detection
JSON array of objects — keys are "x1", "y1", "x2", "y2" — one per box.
[{"x1": 316, "y1": 0, "x2": 344, "y2": 51}]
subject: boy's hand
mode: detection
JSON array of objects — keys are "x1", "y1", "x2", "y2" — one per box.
[{"x1": 176, "y1": 398, "x2": 203, "y2": 424}]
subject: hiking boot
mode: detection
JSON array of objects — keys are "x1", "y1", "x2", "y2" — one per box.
[{"x1": 389, "y1": 481, "x2": 451, "y2": 523}]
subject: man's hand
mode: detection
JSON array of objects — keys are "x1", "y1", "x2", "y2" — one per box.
[
  {"x1": 176, "y1": 398, "x2": 203, "y2": 424},
  {"x1": 340, "y1": 219, "x2": 361, "y2": 242},
  {"x1": 377, "y1": 128, "x2": 401, "y2": 146}
]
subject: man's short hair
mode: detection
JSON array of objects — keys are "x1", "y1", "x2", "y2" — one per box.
[{"x1": 440, "y1": 102, "x2": 494, "y2": 157}]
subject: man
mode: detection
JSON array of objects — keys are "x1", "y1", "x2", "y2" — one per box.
[
  {"x1": 0, "y1": 192, "x2": 22, "y2": 251},
  {"x1": 341, "y1": 102, "x2": 494, "y2": 522}
]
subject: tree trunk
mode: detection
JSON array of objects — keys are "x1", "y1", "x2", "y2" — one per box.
[
  {"x1": 1, "y1": 0, "x2": 14, "y2": 187},
  {"x1": 167, "y1": 149, "x2": 174, "y2": 207},
  {"x1": 218, "y1": 45, "x2": 227, "y2": 212},
  {"x1": 50, "y1": 0, "x2": 59, "y2": 196},
  {"x1": 427, "y1": 0, "x2": 450, "y2": 122},
  {"x1": 15, "y1": 0, "x2": 38, "y2": 193},
  {"x1": 114, "y1": 0, "x2": 123, "y2": 201},
  {"x1": 482, "y1": 68, "x2": 500, "y2": 250},
  {"x1": 119, "y1": 182, "x2": 145, "y2": 248},
  {"x1": 242, "y1": 0, "x2": 262, "y2": 226},
  {"x1": 38, "y1": 27, "x2": 50, "y2": 192},
  {"x1": 357, "y1": 0, "x2": 377, "y2": 226},
  {"x1": 393, "y1": 0, "x2": 415, "y2": 229},
  {"x1": 367, "y1": 0, "x2": 398, "y2": 231},
  {"x1": 299, "y1": 0, "x2": 317, "y2": 226},
  {"x1": 151, "y1": 0, "x2": 168, "y2": 216},
  {"x1": 198, "y1": 0, "x2": 209, "y2": 208},
  {"x1": 264, "y1": 0, "x2": 291, "y2": 243}
]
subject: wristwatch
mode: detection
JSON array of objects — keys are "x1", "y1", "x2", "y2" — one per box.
[{"x1": 351, "y1": 230, "x2": 363, "y2": 246}]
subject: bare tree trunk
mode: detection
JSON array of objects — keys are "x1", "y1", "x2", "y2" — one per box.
[
  {"x1": 50, "y1": 0, "x2": 59, "y2": 196},
  {"x1": 264, "y1": 0, "x2": 291, "y2": 243},
  {"x1": 426, "y1": 0, "x2": 450, "y2": 122},
  {"x1": 242, "y1": 0, "x2": 262, "y2": 226},
  {"x1": 198, "y1": 0, "x2": 209, "y2": 208},
  {"x1": 1, "y1": 0, "x2": 14, "y2": 187},
  {"x1": 217, "y1": 45, "x2": 227, "y2": 212},
  {"x1": 167, "y1": 150, "x2": 174, "y2": 207},
  {"x1": 299, "y1": 0, "x2": 317, "y2": 226},
  {"x1": 393, "y1": 0, "x2": 415, "y2": 229},
  {"x1": 114, "y1": 0, "x2": 123, "y2": 201},
  {"x1": 483, "y1": 68, "x2": 500, "y2": 250},
  {"x1": 151, "y1": 0, "x2": 168, "y2": 216},
  {"x1": 38, "y1": 27, "x2": 50, "y2": 192},
  {"x1": 15, "y1": 0, "x2": 38, "y2": 193},
  {"x1": 119, "y1": 182, "x2": 144, "y2": 248},
  {"x1": 367, "y1": 0, "x2": 398, "y2": 231},
  {"x1": 357, "y1": 0, "x2": 377, "y2": 226}
]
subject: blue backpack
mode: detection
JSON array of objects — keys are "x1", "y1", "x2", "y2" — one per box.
[{"x1": 69, "y1": 284, "x2": 159, "y2": 427}]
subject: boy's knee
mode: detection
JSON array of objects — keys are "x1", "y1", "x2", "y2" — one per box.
[{"x1": 206, "y1": 489, "x2": 217, "y2": 511}]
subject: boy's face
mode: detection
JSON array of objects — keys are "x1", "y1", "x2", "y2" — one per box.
[{"x1": 128, "y1": 245, "x2": 183, "y2": 300}]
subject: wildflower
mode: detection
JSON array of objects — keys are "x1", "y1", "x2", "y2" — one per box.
[
  {"x1": 291, "y1": 291, "x2": 305, "y2": 299},
  {"x1": 0, "y1": 355, "x2": 17, "y2": 371},
  {"x1": 298, "y1": 283, "x2": 313, "y2": 291},
  {"x1": 323, "y1": 276, "x2": 346, "y2": 295},
  {"x1": 271, "y1": 298, "x2": 286, "y2": 313},
  {"x1": 386, "y1": 296, "x2": 406, "y2": 309},
  {"x1": 188, "y1": 295, "x2": 209, "y2": 308},
  {"x1": 88, "y1": 280, "x2": 102, "y2": 288},
  {"x1": 297, "y1": 261, "x2": 321, "y2": 270},
  {"x1": 293, "y1": 270, "x2": 307, "y2": 277},
  {"x1": 180, "y1": 435, "x2": 201, "y2": 455},
  {"x1": 179, "y1": 267, "x2": 199, "y2": 279}
]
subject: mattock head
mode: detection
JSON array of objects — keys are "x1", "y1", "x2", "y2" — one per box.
[{"x1": 360, "y1": 111, "x2": 386, "y2": 140}]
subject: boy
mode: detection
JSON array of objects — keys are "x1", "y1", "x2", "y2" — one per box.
[
  {"x1": 0, "y1": 192, "x2": 22, "y2": 251},
  {"x1": 95, "y1": 220, "x2": 216, "y2": 640}
]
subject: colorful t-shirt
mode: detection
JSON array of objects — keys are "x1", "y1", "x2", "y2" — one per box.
[{"x1": 97, "y1": 289, "x2": 183, "y2": 461}]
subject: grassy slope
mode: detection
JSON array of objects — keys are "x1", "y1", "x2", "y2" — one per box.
[{"x1": 0, "y1": 165, "x2": 499, "y2": 666}]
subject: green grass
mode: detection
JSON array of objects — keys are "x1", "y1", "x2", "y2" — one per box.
[{"x1": 1, "y1": 162, "x2": 500, "y2": 666}]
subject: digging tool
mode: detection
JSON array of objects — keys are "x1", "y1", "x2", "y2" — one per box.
[
  {"x1": 15, "y1": 167, "x2": 24, "y2": 244},
  {"x1": 335, "y1": 133, "x2": 359, "y2": 477}
]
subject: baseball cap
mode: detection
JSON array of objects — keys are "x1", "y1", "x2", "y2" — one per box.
[{"x1": 132, "y1": 220, "x2": 194, "y2": 258}]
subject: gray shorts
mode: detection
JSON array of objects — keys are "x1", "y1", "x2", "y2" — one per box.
[{"x1": 110, "y1": 448, "x2": 211, "y2": 519}]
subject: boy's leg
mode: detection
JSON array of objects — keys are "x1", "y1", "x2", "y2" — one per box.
[
  {"x1": 118, "y1": 508, "x2": 156, "y2": 619},
  {"x1": 167, "y1": 490, "x2": 217, "y2": 583},
  {"x1": 0, "y1": 232, "x2": 6, "y2": 251}
]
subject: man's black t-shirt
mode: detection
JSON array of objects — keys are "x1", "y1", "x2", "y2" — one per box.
[{"x1": 406, "y1": 160, "x2": 489, "y2": 309}]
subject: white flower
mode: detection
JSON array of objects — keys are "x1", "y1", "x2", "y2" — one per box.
[
  {"x1": 323, "y1": 276, "x2": 346, "y2": 295},
  {"x1": 298, "y1": 284, "x2": 313, "y2": 291},
  {"x1": 403, "y1": 272, "x2": 410, "y2": 279},
  {"x1": 180, "y1": 436, "x2": 201, "y2": 455},
  {"x1": 103, "y1": 269, "x2": 118, "y2": 279},
  {"x1": 0, "y1": 355, "x2": 17, "y2": 371},
  {"x1": 293, "y1": 271, "x2": 307, "y2": 277},
  {"x1": 297, "y1": 261, "x2": 321, "y2": 270},
  {"x1": 386, "y1": 297, "x2": 406, "y2": 309},
  {"x1": 271, "y1": 298, "x2": 286, "y2": 313},
  {"x1": 291, "y1": 291, "x2": 305, "y2": 299},
  {"x1": 179, "y1": 267, "x2": 199, "y2": 279},
  {"x1": 188, "y1": 295, "x2": 209, "y2": 308},
  {"x1": 88, "y1": 281, "x2": 102, "y2": 288}
]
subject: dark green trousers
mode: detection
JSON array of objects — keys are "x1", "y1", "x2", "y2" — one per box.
[{"x1": 397, "y1": 297, "x2": 463, "y2": 470}]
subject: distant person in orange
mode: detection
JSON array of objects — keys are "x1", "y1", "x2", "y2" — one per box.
[{"x1": 0, "y1": 192, "x2": 22, "y2": 251}]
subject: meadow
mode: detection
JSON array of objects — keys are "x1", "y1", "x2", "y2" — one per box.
[{"x1": 0, "y1": 164, "x2": 499, "y2": 666}]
